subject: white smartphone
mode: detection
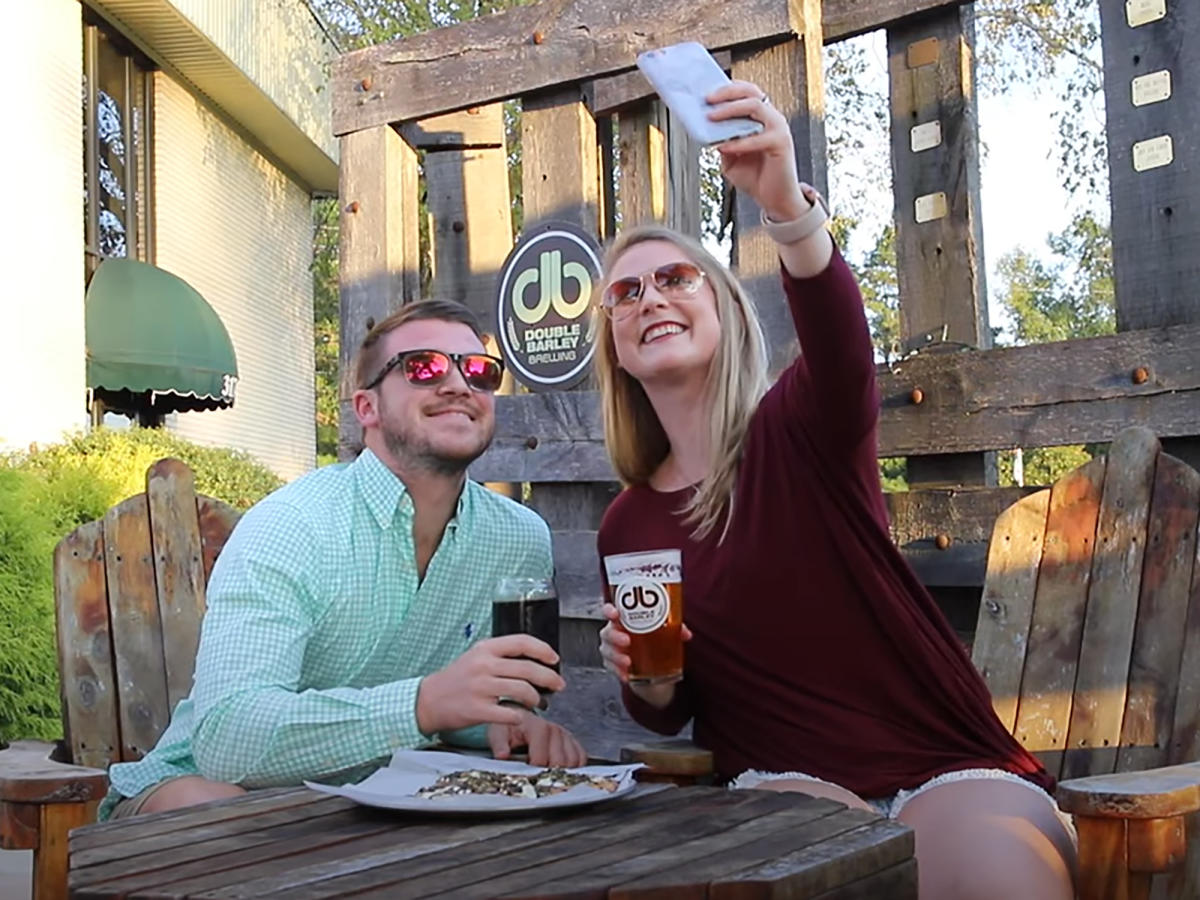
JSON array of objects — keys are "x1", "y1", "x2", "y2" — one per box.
[{"x1": 636, "y1": 42, "x2": 764, "y2": 147}]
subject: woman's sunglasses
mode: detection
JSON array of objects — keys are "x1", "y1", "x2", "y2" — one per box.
[
  {"x1": 600, "y1": 261, "x2": 707, "y2": 320},
  {"x1": 366, "y1": 349, "x2": 505, "y2": 393}
]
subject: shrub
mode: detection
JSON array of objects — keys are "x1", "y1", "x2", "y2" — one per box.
[{"x1": 0, "y1": 428, "x2": 284, "y2": 743}]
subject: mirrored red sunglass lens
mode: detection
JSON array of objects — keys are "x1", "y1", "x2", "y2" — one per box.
[
  {"x1": 654, "y1": 263, "x2": 701, "y2": 291},
  {"x1": 604, "y1": 279, "x2": 641, "y2": 308},
  {"x1": 462, "y1": 356, "x2": 502, "y2": 389},
  {"x1": 405, "y1": 352, "x2": 452, "y2": 383}
]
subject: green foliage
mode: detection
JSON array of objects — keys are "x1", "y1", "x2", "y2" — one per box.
[
  {"x1": 996, "y1": 445, "x2": 1100, "y2": 488},
  {"x1": 879, "y1": 457, "x2": 908, "y2": 493},
  {"x1": 996, "y1": 211, "x2": 1115, "y2": 346},
  {"x1": 313, "y1": 199, "x2": 340, "y2": 461},
  {"x1": 0, "y1": 469, "x2": 66, "y2": 741},
  {"x1": 0, "y1": 429, "x2": 282, "y2": 742},
  {"x1": 853, "y1": 224, "x2": 901, "y2": 364}
]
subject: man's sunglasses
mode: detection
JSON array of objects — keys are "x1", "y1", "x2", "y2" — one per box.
[
  {"x1": 599, "y1": 261, "x2": 707, "y2": 320},
  {"x1": 365, "y1": 349, "x2": 505, "y2": 393}
]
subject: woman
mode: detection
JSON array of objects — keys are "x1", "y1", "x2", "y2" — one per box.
[{"x1": 595, "y1": 80, "x2": 1076, "y2": 899}]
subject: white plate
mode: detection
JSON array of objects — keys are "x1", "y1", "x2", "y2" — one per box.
[{"x1": 304, "y1": 750, "x2": 643, "y2": 815}]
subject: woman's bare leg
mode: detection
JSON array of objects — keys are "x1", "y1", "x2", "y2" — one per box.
[{"x1": 897, "y1": 778, "x2": 1075, "y2": 900}]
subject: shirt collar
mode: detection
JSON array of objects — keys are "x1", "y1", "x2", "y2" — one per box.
[{"x1": 355, "y1": 448, "x2": 472, "y2": 531}]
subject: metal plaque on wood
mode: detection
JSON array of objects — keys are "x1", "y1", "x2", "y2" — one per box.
[
  {"x1": 496, "y1": 221, "x2": 601, "y2": 391},
  {"x1": 907, "y1": 38, "x2": 940, "y2": 69},
  {"x1": 915, "y1": 191, "x2": 949, "y2": 223},
  {"x1": 1126, "y1": 0, "x2": 1166, "y2": 27},
  {"x1": 1132, "y1": 70, "x2": 1172, "y2": 106},
  {"x1": 911, "y1": 121, "x2": 943, "y2": 153},
  {"x1": 1132, "y1": 134, "x2": 1174, "y2": 171}
]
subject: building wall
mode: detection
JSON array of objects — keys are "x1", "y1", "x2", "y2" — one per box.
[
  {"x1": 154, "y1": 74, "x2": 316, "y2": 480},
  {"x1": 0, "y1": 0, "x2": 86, "y2": 452},
  {"x1": 164, "y1": 0, "x2": 337, "y2": 161}
]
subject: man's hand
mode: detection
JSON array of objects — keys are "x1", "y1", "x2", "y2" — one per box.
[
  {"x1": 416, "y1": 635, "x2": 564, "y2": 735},
  {"x1": 488, "y1": 711, "x2": 588, "y2": 768}
]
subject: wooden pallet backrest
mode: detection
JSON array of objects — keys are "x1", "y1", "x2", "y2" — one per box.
[
  {"x1": 52, "y1": 459, "x2": 240, "y2": 769},
  {"x1": 973, "y1": 427, "x2": 1200, "y2": 783}
]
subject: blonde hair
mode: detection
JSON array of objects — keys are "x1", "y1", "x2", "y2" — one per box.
[{"x1": 594, "y1": 225, "x2": 770, "y2": 540}]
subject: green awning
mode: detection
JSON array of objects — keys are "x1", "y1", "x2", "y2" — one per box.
[{"x1": 86, "y1": 258, "x2": 238, "y2": 413}]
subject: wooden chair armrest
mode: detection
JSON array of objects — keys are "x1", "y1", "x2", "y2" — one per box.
[
  {"x1": 0, "y1": 740, "x2": 109, "y2": 805},
  {"x1": 619, "y1": 739, "x2": 714, "y2": 783},
  {"x1": 1057, "y1": 761, "x2": 1200, "y2": 819}
]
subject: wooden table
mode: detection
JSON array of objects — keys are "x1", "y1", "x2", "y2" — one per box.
[{"x1": 68, "y1": 784, "x2": 915, "y2": 899}]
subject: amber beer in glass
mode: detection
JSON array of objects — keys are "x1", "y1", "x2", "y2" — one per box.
[{"x1": 603, "y1": 549, "x2": 683, "y2": 684}]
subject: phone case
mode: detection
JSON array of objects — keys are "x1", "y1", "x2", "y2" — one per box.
[{"x1": 636, "y1": 42, "x2": 764, "y2": 147}]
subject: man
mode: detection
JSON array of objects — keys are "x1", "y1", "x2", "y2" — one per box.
[{"x1": 100, "y1": 300, "x2": 582, "y2": 820}]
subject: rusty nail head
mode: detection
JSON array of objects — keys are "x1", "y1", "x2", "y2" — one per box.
[
  {"x1": 467, "y1": 106, "x2": 481, "y2": 115},
  {"x1": 1132, "y1": 366, "x2": 1149, "y2": 385},
  {"x1": 347, "y1": 200, "x2": 360, "y2": 214},
  {"x1": 910, "y1": 387, "x2": 924, "y2": 405},
  {"x1": 452, "y1": 220, "x2": 465, "y2": 233},
  {"x1": 532, "y1": 30, "x2": 545, "y2": 44},
  {"x1": 360, "y1": 76, "x2": 372, "y2": 91},
  {"x1": 525, "y1": 436, "x2": 539, "y2": 450},
  {"x1": 935, "y1": 533, "x2": 951, "y2": 550}
]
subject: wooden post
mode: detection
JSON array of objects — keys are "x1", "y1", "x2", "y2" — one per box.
[
  {"x1": 731, "y1": 8, "x2": 827, "y2": 374},
  {"x1": 667, "y1": 110, "x2": 703, "y2": 238},
  {"x1": 1098, "y1": 0, "x2": 1200, "y2": 470},
  {"x1": 520, "y1": 87, "x2": 614, "y2": 668},
  {"x1": 887, "y1": 7, "x2": 994, "y2": 490},
  {"x1": 337, "y1": 125, "x2": 420, "y2": 461},
  {"x1": 422, "y1": 105, "x2": 513, "y2": 331},
  {"x1": 617, "y1": 101, "x2": 669, "y2": 227}
]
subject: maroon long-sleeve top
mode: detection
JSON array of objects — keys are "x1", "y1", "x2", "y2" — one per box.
[{"x1": 597, "y1": 248, "x2": 1050, "y2": 798}]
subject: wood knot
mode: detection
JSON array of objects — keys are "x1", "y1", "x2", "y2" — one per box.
[
  {"x1": 525, "y1": 436, "x2": 539, "y2": 450},
  {"x1": 365, "y1": 316, "x2": 376, "y2": 330},
  {"x1": 452, "y1": 220, "x2": 465, "y2": 233},
  {"x1": 360, "y1": 76, "x2": 372, "y2": 91},
  {"x1": 347, "y1": 200, "x2": 360, "y2": 214},
  {"x1": 935, "y1": 533, "x2": 951, "y2": 550},
  {"x1": 909, "y1": 387, "x2": 924, "y2": 405},
  {"x1": 532, "y1": 30, "x2": 545, "y2": 44},
  {"x1": 1132, "y1": 366, "x2": 1149, "y2": 385}
]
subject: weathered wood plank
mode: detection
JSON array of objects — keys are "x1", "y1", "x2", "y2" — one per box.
[
  {"x1": 1063, "y1": 428, "x2": 1159, "y2": 780},
  {"x1": 397, "y1": 105, "x2": 505, "y2": 150},
  {"x1": 617, "y1": 101, "x2": 668, "y2": 227},
  {"x1": 332, "y1": 0, "x2": 971, "y2": 134},
  {"x1": 1073, "y1": 817, "x2": 1140, "y2": 900},
  {"x1": 888, "y1": 8, "x2": 991, "y2": 490},
  {"x1": 1098, "y1": 0, "x2": 1200, "y2": 334},
  {"x1": 666, "y1": 110, "x2": 703, "y2": 239},
  {"x1": 54, "y1": 521, "x2": 118, "y2": 769},
  {"x1": 731, "y1": 34, "x2": 826, "y2": 374},
  {"x1": 1011, "y1": 459, "x2": 1106, "y2": 782},
  {"x1": 470, "y1": 323, "x2": 1200, "y2": 479},
  {"x1": 103, "y1": 495, "x2": 168, "y2": 763},
  {"x1": 196, "y1": 495, "x2": 239, "y2": 587},
  {"x1": 972, "y1": 490, "x2": 1049, "y2": 732},
  {"x1": 35, "y1": 801, "x2": 94, "y2": 900},
  {"x1": 1117, "y1": 455, "x2": 1200, "y2": 773},
  {"x1": 337, "y1": 125, "x2": 420, "y2": 460},
  {"x1": 146, "y1": 459, "x2": 206, "y2": 714},
  {"x1": 1168, "y1": 484, "x2": 1200, "y2": 767},
  {"x1": 425, "y1": 139, "x2": 514, "y2": 330}
]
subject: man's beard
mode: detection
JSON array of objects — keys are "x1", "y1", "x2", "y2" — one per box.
[{"x1": 379, "y1": 410, "x2": 494, "y2": 477}]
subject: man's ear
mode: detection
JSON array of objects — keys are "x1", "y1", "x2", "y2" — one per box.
[{"x1": 352, "y1": 388, "x2": 380, "y2": 430}]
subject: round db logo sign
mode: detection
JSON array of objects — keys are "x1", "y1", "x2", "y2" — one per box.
[
  {"x1": 496, "y1": 222, "x2": 601, "y2": 391},
  {"x1": 614, "y1": 578, "x2": 669, "y2": 634}
]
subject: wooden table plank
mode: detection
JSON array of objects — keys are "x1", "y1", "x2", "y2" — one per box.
[
  {"x1": 409, "y1": 792, "x2": 829, "y2": 900},
  {"x1": 491, "y1": 797, "x2": 851, "y2": 900},
  {"x1": 71, "y1": 792, "x2": 344, "y2": 869},
  {"x1": 706, "y1": 818, "x2": 915, "y2": 900},
  {"x1": 215, "y1": 786, "x2": 685, "y2": 899}
]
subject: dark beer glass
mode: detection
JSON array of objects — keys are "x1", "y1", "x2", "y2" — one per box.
[
  {"x1": 492, "y1": 577, "x2": 560, "y2": 695},
  {"x1": 603, "y1": 549, "x2": 683, "y2": 684}
]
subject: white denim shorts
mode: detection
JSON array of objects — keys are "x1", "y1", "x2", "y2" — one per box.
[{"x1": 730, "y1": 766, "x2": 1077, "y2": 846}]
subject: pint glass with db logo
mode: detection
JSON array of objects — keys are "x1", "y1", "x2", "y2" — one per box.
[{"x1": 603, "y1": 549, "x2": 683, "y2": 684}]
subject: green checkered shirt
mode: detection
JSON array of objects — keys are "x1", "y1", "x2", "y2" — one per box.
[{"x1": 100, "y1": 449, "x2": 553, "y2": 819}]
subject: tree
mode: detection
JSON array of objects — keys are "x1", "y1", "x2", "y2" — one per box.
[{"x1": 993, "y1": 210, "x2": 1114, "y2": 485}]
